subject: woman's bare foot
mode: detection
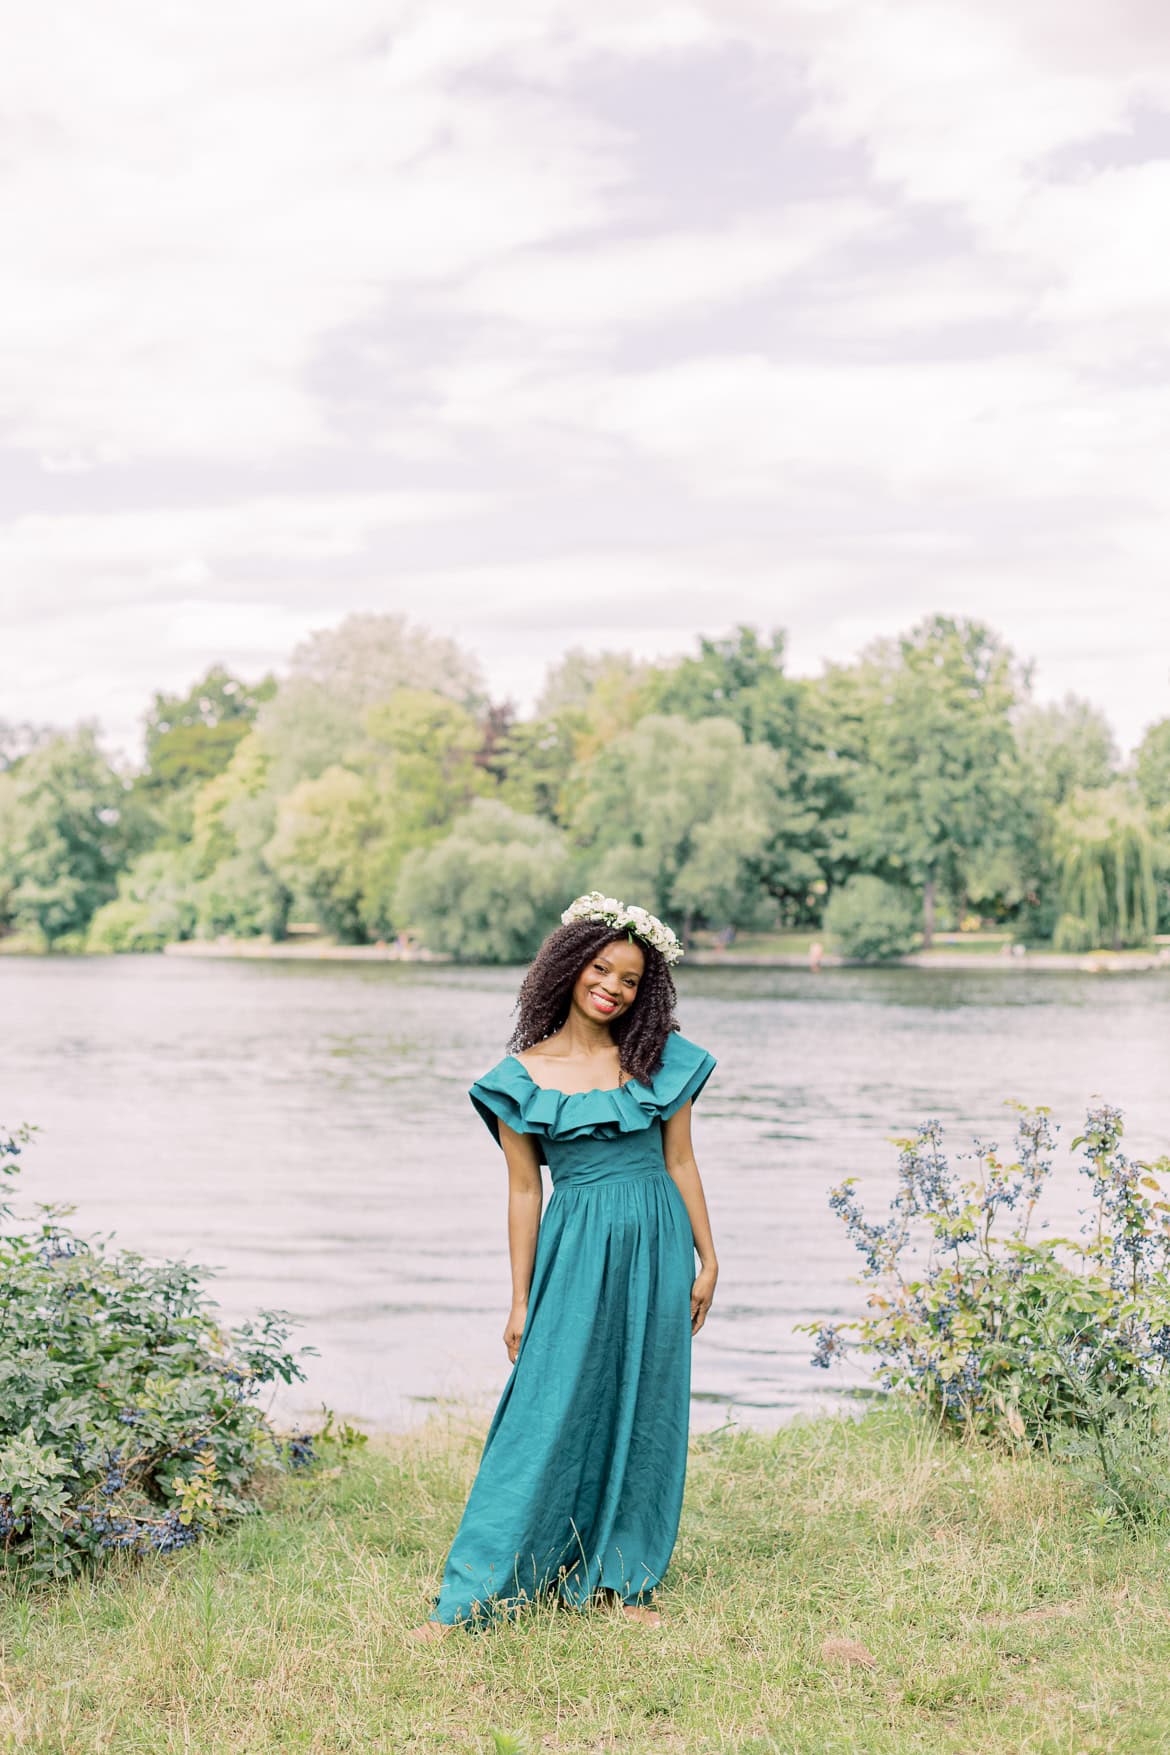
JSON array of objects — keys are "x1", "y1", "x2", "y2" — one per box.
[
  {"x1": 620, "y1": 1601, "x2": 663, "y2": 1627},
  {"x1": 407, "y1": 1618, "x2": 455, "y2": 1643}
]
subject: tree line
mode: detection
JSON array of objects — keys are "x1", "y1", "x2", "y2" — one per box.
[{"x1": 1, "y1": 613, "x2": 1168, "y2": 961}]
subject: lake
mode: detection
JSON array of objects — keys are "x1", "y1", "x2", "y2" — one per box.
[{"x1": 3, "y1": 955, "x2": 1169, "y2": 1433}]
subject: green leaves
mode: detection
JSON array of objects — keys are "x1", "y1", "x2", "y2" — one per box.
[
  {"x1": 813, "y1": 1102, "x2": 1170, "y2": 1520},
  {"x1": 0, "y1": 1126, "x2": 312, "y2": 1576}
]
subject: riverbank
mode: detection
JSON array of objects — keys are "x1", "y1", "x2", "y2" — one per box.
[
  {"x1": 3, "y1": 927, "x2": 1167, "y2": 972},
  {"x1": 4, "y1": 1403, "x2": 1169, "y2": 1754},
  {"x1": 156, "y1": 937, "x2": 1170, "y2": 972}
]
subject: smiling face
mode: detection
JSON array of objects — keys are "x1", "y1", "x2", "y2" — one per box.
[{"x1": 570, "y1": 935, "x2": 645, "y2": 1028}]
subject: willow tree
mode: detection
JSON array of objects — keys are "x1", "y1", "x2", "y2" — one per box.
[{"x1": 1053, "y1": 786, "x2": 1158, "y2": 950}]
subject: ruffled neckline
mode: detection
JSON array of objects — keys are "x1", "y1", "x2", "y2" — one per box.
[
  {"x1": 468, "y1": 1030, "x2": 717, "y2": 1151},
  {"x1": 503, "y1": 1053, "x2": 637, "y2": 1097}
]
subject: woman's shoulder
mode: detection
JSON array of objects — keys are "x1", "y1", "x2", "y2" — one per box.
[
  {"x1": 656, "y1": 1028, "x2": 715, "y2": 1071},
  {"x1": 646, "y1": 1029, "x2": 716, "y2": 1115}
]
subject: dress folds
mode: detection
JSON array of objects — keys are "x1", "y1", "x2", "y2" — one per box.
[{"x1": 431, "y1": 1029, "x2": 716, "y2": 1626}]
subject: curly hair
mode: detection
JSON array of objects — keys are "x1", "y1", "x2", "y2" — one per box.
[{"x1": 506, "y1": 918, "x2": 679, "y2": 1087}]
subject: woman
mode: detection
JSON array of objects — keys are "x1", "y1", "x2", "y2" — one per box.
[{"x1": 410, "y1": 891, "x2": 719, "y2": 1638}]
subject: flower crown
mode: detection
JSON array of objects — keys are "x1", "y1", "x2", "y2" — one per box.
[{"x1": 560, "y1": 891, "x2": 684, "y2": 965}]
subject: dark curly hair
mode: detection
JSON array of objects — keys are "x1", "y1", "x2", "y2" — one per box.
[{"x1": 506, "y1": 918, "x2": 679, "y2": 1087}]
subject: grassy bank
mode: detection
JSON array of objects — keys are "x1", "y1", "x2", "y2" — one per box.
[{"x1": 3, "y1": 1405, "x2": 1170, "y2": 1754}]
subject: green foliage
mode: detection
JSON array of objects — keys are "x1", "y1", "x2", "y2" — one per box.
[
  {"x1": 192, "y1": 854, "x2": 290, "y2": 940},
  {"x1": 486, "y1": 709, "x2": 581, "y2": 824},
  {"x1": 255, "y1": 614, "x2": 486, "y2": 796},
  {"x1": 141, "y1": 666, "x2": 275, "y2": 797},
  {"x1": 1015, "y1": 695, "x2": 1118, "y2": 807},
  {"x1": 263, "y1": 691, "x2": 488, "y2": 943},
  {"x1": 394, "y1": 800, "x2": 572, "y2": 962},
  {"x1": 1135, "y1": 718, "x2": 1170, "y2": 818},
  {"x1": 266, "y1": 767, "x2": 380, "y2": 942},
  {"x1": 0, "y1": 727, "x2": 147, "y2": 945},
  {"x1": 823, "y1": 875, "x2": 918, "y2": 961},
  {"x1": 87, "y1": 849, "x2": 200, "y2": 952},
  {"x1": 644, "y1": 624, "x2": 802, "y2": 753},
  {"x1": 1051, "y1": 912, "x2": 1094, "y2": 954},
  {"x1": 841, "y1": 616, "x2": 1027, "y2": 943},
  {"x1": 567, "y1": 713, "x2": 787, "y2": 935},
  {"x1": 0, "y1": 1124, "x2": 311, "y2": 1578},
  {"x1": 808, "y1": 1102, "x2": 1170, "y2": 1523},
  {"x1": 640, "y1": 626, "x2": 827, "y2": 921},
  {"x1": 3, "y1": 612, "x2": 1148, "y2": 958},
  {"x1": 1053, "y1": 784, "x2": 1159, "y2": 949}
]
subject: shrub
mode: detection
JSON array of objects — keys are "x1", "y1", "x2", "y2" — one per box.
[
  {"x1": 0, "y1": 1124, "x2": 314, "y2": 1577},
  {"x1": 823, "y1": 876, "x2": 918, "y2": 961},
  {"x1": 804, "y1": 1102, "x2": 1170, "y2": 1522},
  {"x1": 394, "y1": 799, "x2": 573, "y2": 962},
  {"x1": 86, "y1": 849, "x2": 199, "y2": 953},
  {"x1": 1052, "y1": 913, "x2": 1094, "y2": 953}
]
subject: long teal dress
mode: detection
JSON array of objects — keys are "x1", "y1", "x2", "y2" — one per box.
[{"x1": 430, "y1": 1029, "x2": 717, "y2": 1626}]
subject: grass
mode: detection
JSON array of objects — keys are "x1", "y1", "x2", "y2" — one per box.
[{"x1": 4, "y1": 1404, "x2": 1170, "y2": 1753}]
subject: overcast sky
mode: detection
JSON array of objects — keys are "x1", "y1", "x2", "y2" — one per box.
[{"x1": 3, "y1": 0, "x2": 1169, "y2": 763}]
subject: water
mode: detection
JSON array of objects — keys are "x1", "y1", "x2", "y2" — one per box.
[{"x1": 2, "y1": 955, "x2": 1168, "y2": 1432}]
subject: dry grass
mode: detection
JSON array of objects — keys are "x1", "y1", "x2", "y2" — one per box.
[{"x1": 3, "y1": 1404, "x2": 1170, "y2": 1753}]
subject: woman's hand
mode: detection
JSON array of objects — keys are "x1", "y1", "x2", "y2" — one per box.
[
  {"x1": 691, "y1": 1263, "x2": 718, "y2": 1335},
  {"x1": 504, "y1": 1299, "x2": 528, "y2": 1364}
]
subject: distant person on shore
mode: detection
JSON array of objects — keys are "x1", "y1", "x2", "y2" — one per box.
[
  {"x1": 409, "y1": 891, "x2": 719, "y2": 1638},
  {"x1": 809, "y1": 940, "x2": 824, "y2": 972}
]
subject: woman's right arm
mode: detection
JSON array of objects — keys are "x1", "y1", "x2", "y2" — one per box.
[{"x1": 498, "y1": 1118, "x2": 543, "y2": 1363}]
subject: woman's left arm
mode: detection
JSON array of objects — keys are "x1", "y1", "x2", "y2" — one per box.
[{"x1": 662, "y1": 1100, "x2": 718, "y2": 1335}]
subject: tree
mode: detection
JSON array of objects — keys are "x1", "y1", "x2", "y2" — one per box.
[
  {"x1": 264, "y1": 691, "x2": 489, "y2": 942},
  {"x1": 1134, "y1": 718, "x2": 1170, "y2": 934},
  {"x1": 1136, "y1": 719, "x2": 1170, "y2": 819},
  {"x1": 0, "y1": 771, "x2": 18, "y2": 932},
  {"x1": 645, "y1": 625, "x2": 802, "y2": 754},
  {"x1": 824, "y1": 876, "x2": 918, "y2": 962},
  {"x1": 567, "y1": 714, "x2": 787, "y2": 938},
  {"x1": 844, "y1": 617, "x2": 1026, "y2": 946},
  {"x1": 644, "y1": 626, "x2": 826, "y2": 920},
  {"x1": 1053, "y1": 786, "x2": 1160, "y2": 950},
  {"x1": 265, "y1": 767, "x2": 380, "y2": 942},
  {"x1": 1, "y1": 727, "x2": 145, "y2": 944},
  {"x1": 140, "y1": 665, "x2": 276, "y2": 796},
  {"x1": 87, "y1": 848, "x2": 200, "y2": 952},
  {"x1": 0, "y1": 720, "x2": 51, "y2": 772},
  {"x1": 360, "y1": 689, "x2": 485, "y2": 835},
  {"x1": 255, "y1": 614, "x2": 486, "y2": 794},
  {"x1": 185, "y1": 733, "x2": 289, "y2": 939},
  {"x1": 1015, "y1": 695, "x2": 1118, "y2": 807},
  {"x1": 394, "y1": 799, "x2": 573, "y2": 962},
  {"x1": 482, "y1": 707, "x2": 582, "y2": 825}
]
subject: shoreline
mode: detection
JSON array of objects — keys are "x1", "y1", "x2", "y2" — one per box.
[
  {"x1": 161, "y1": 940, "x2": 1170, "y2": 973},
  {"x1": 2, "y1": 936, "x2": 1168, "y2": 973}
]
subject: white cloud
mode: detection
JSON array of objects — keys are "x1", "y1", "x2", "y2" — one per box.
[
  {"x1": 2, "y1": 0, "x2": 1170, "y2": 764},
  {"x1": 457, "y1": 202, "x2": 883, "y2": 330},
  {"x1": 0, "y1": 493, "x2": 488, "y2": 619}
]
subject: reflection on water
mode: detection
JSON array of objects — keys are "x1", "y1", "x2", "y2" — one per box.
[{"x1": 2, "y1": 955, "x2": 1168, "y2": 1431}]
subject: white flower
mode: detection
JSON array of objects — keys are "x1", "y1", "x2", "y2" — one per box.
[{"x1": 558, "y1": 891, "x2": 683, "y2": 963}]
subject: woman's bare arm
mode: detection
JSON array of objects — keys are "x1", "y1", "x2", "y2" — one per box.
[
  {"x1": 662, "y1": 1100, "x2": 718, "y2": 1335},
  {"x1": 498, "y1": 1117, "x2": 543, "y2": 1362}
]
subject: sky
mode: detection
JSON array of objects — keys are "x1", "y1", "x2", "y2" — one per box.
[{"x1": 3, "y1": 0, "x2": 1169, "y2": 763}]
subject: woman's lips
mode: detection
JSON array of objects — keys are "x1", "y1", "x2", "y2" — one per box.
[{"x1": 590, "y1": 992, "x2": 617, "y2": 1013}]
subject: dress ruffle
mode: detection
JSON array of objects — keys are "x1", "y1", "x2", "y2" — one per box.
[{"x1": 468, "y1": 1029, "x2": 716, "y2": 1151}]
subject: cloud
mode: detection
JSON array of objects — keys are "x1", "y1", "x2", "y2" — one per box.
[
  {"x1": 455, "y1": 202, "x2": 884, "y2": 330},
  {"x1": 2, "y1": 0, "x2": 1169, "y2": 764}
]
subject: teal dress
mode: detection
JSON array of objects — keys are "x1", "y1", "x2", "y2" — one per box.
[{"x1": 431, "y1": 1029, "x2": 717, "y2": 1626}]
